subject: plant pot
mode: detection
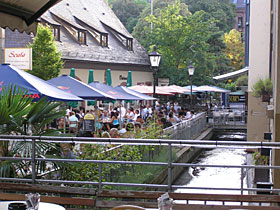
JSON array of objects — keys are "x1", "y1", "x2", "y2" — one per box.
[
  {"x1": 261, "y1": 148, "x2": 271, "y2": 156},
  {"x1": 262, "y1": 94, "x2": 270, "y2": 102},
  {"x1": 254, "y1": 168, "x2": 269, "y2": 183}
]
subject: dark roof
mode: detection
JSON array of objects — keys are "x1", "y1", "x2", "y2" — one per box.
[{"x1": 41, "y1": 0, "x2": 150, "y2": 66}]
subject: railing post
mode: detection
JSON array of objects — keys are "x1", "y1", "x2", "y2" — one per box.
[
  {"x1": 31, "y1": 138, "x2": 36, "y2": 184},
  {"x1": 168, "y1": 143, "x2": 172, "y2": 192},
  {"x1": 241, "y1": 167, "x2": 244, "y2": 196},
  {"x1": 99, "y1": 163, "x2": 102, "y2": 191}
]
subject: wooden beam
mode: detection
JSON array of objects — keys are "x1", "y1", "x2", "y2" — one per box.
[
  {"x1": 0, "y1": 193, "x2": 95, "y2": 206},
  {"x1": 0, "y1": 183, "x2": 96, "y2": 196},
  {"x1": 97, "y1": 190, "x2": 280, "y2": 203}
]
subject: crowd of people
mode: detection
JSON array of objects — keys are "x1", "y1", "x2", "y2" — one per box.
[{"x1": 57, "y1": 100, "x2": 197, "y2": 137}]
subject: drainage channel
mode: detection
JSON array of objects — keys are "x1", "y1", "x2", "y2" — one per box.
[{"x1": 175, "y1": 130, "x2": 247, "y2": 201}]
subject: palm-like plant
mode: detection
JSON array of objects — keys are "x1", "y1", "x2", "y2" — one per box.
[{"x1": 0, "y1": 85, "x2": 66, "y2": 178}]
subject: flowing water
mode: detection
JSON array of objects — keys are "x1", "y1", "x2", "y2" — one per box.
[{"x1": 175, "y1": 130, "x2": 247, "y2": 205}]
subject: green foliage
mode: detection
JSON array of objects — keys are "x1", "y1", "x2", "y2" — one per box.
[
  {"x1": 252, "y1": 78, "x2": 273, "y2": 98},
  {"x1": 223, "y1": 29, "x2": 245, "y2": 70},
  {"x1": 236, "y1": 75, "x2": 248, "y2": 87},
  {"x1": 28, "y1": 24, "x2": 64, "y2": 80},
  {"x1": 218, "y1": 82, "x2": 236, "y2": 92},
  {"x1": 109, "y1": 0, "x2": 147, "y2": 33},
  {"x1": 145, "y1": 1, "x2": 216, "y2": 85},
  {"x1": 183, "y1": 0, "x2": 237, "y2": 77},
  {"x1": 133, "y1": 0, "x2": 175, "y2": 48},
  {"x1": 183, "y1": 0, "x2": 236, "y2": 33},
  {"x1": 0, "y1": 85, "x2": 65, "y2": 178},
  {"x1": 253, "y1": 152, "x2": 269, "y2": 165}
]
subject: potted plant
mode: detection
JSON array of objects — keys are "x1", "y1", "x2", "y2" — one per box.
[
  {"x1": 253, "y1": 151, "x2": 269, "y2": 183},
  {"x1": 252, "y1": 78, "x2": 273, "y2": 102}
]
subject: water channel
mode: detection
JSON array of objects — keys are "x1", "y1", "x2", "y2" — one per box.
[{"x1": 175, "y1": 130, "x2": 247, "y2": 203}]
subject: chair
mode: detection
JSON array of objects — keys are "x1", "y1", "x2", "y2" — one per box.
[
  {"x1": 110, "y1": 205, "x2": 146, "y2": 210},
  {"x1": 68, "y1": 121, "x2": 78, "y2": 134}
]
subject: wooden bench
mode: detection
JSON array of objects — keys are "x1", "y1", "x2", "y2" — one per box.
[{"x1": 1, "y1": 183, "x2": 280, "y2": 210}]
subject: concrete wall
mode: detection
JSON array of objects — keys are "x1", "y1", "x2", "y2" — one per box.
[{"x1": 247, "y1": 0, "x2": 271, "y2": 142}]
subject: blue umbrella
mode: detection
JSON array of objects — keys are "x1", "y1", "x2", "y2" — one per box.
[
  {"x1": 48, "y1": 75, "x2": 115, "y2": 100},
  {"x1": 88, "y1": 82, "x2": 141, "y2": 100},
  {"x1": 0, "y1": 64, "x2": 82, "y2": 101}
]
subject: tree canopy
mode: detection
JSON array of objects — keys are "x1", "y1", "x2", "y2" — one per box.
[
  {"x1": 28, "y1": 24, "x2": 64, "y2": 81},
  {"x1": 145, "y1": 1, "x2": 216, "y2": 85},
  {"x1": 108, "y1": 0, "x2": 147, "y2": 33},
  {"x1": 182, "y1": 0, "x2": 236, "y2": 33},
  {"x1": 223, "y1": 29, "x2": 245, "y2": 70}
]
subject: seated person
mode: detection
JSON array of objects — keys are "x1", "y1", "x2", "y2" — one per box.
[
  {"x1": 136, "y1": 116, "x2": 145, "y2": 126},
  {"x1": 125, "y1": 107, "x2": 135, "y2": 122},
  {"x1": 168, "y1": 112, "x2": 176, "y2": 125},
  {"x1": 107, "y1": 111, "x2": 119, "y2": 131},
  {"x1": 68, "y1": 111, "x2": 79, "y2": 134}
]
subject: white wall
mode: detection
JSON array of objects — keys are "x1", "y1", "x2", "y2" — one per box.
[
  {"x1": 248, "y1": 0, "x2": 271, "y2": 91},
  {"x1": 61, "y1": 68, "x2": 153, "y2": 86}
]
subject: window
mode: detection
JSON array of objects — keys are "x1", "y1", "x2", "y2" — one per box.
[
  {"x1": 238, "y1": 17, "x2": 243, "y2": 28},
  {"x1": 53, "y1": 26, "x2": 60, "y2": 41},
  {"x1": 127, "y1": 38, "x2": 133, "y2": 51},
  {"x1": 101, "y1": 34, "x2": 108, "y2": 47},
  {"x1": 78, "y1": 31, "x2": 86, "y2": 45}
]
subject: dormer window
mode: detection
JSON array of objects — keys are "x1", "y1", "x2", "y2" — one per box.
[
  {"x1": 101, "y1": 33, "x2": 108, "y2": 47},
  {"x1": 53, "y1": 26, "x2": 60, "y2": 41},
  {"x1": 78, "y1": 30, "x2": 86, "y2": 45},
  {"x1": 127, "y1": 38, "x2": 133, "y2": 51}
]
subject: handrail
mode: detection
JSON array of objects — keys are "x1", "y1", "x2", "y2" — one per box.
[{"x1": 0, "y1": 135, "x2": 279, "y2": 194}]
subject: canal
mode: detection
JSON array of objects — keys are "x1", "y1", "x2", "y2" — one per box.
[{"x1": 175, "y1": 129, "x2": 247, "y2": 198}]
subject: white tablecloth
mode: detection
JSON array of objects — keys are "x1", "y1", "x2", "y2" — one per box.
[{"x1": 0, "y1": 201, "x2": 65, "y2": 210}]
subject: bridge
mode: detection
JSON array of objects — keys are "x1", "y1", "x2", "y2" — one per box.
[{"x1": 1, "y1": 110, "x2": 280, "y2": 209}]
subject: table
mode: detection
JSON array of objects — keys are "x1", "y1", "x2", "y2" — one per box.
[{"x1": 0, "y1": 201, "x2": 65, "y2": 210}]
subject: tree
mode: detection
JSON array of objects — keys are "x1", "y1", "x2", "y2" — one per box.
[
  {"x1": 145, "y1": 1, "x2": 216, "y2": 85},
  {"x1": 133, "y1": 0, "x2": 174, "y2": 48},
  {"x1": 182, "y1": 0, "x2": 237, "y2": 77},
  {"x1": 183, "y1": 0, "x2": 236, "y2": 33},
  {"x1": 109, "y1": 0, "x2": 147, "y2": 33},
  {"x1": 28, "y1": 24, "x2": 64, "y2": 80},
  {"x1": 223, "y1": 29, "x2": 245, "y2": 70}
]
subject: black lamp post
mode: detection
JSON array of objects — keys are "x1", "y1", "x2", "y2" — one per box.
[
  {"x1": 188, "y1": 61, "x2": 195, "y2": 107},
  {"x1": 148, "y1": 45, "x2": 162, "y2": 99}
]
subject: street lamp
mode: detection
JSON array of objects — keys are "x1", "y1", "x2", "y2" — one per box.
[
  {"x1": 188, "y1": 61, "x2": 195, "y2": 107},
  {"x1": 149, "y1": 45, "x2": 162, "y2": 99}
]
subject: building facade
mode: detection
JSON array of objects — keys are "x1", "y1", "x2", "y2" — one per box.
[
  {"x1": 1, "y1": 0, "x2": 152, "y2": 87},
  {"x1": 230, "y1": 0, "x2": 246, "y2": 40},
  {"x1": 248, "y1": 0, "x2": 280, "y2": 188}
]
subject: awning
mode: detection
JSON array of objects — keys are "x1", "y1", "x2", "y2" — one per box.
[
  {"x1": 0, "y1": 0, "x2": 61, "y2": 34},
  {"x1": 213, "y1": 67, "x2": 249, "y2": 80},
  {"x1": 193, "y1": 85, "x2": 230, "y2": 93},
  {"x1": 88, "y1": 82, "x2": 142, "y2": 100},
  {"x1": 0, "y1": 64, "x2": 82, "y2": 101},
  {"x1": 115, "y1": 86, "x2": 156, "y2": 100},
  {"x1": 48, "y1": 75, "x2": 115, "y2": 100},
  {"x1": 128, "y1": 85, "x2": 174, "y2": 95}
]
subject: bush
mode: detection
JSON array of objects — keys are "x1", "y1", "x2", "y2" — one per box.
[
  {"x1": 236, "y1": 75, "x2": 248, "y2": 87},
  {"x1": 252, "y1": 78, "x2": 273, "y2": 98}
]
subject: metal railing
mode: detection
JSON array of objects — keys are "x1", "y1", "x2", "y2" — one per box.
[
  {"x1": 163, "y1": 112, "x2": 207, "y2": 139},
  {"x1": 0, "y1": 135, "x2": 280, "y2": 195},
  {"x1": 208, "y1": 108, "x2": 247, "y2": 126}
]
